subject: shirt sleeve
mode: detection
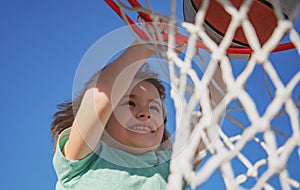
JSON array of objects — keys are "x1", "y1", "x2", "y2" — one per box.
[{"x1": 52, "y1": 128, "x2": 101, "y2": 188}]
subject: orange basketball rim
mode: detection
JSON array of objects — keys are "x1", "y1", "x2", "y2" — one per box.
[{"x1": 105, "y1": 0, "x2": 296, "y2": 55}]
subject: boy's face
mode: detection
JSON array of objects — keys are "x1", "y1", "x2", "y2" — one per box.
[{"x1": 103, "y1": 79, "x2": 165, "y2": 154}]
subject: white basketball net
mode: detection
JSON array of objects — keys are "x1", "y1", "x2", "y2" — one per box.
[{"x1": 112, "y1": 0, "x2": 300, "y2": 189}]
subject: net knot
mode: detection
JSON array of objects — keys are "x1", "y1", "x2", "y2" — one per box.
[
  {"x1": 252, "y1": 51, "x2": 268, "y2": 64},
  {"x1": 211, "y1": 50, "x2": 226, "y2": 62},
  {"x1": 268, "y1": 156, "x2": 285, "y2": 173},
  {"x1": 275, "y1": 87, "x2": 290, "y2": 102},
  {"x1": 254, "y1": 118, "x2": 270, "y2": 132},
  {"x1": 182, "y1": 22, "x2": 200, "y2": 35}
]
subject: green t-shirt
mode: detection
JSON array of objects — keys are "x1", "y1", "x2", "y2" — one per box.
[{"x1": 53, "y1": 128, "x2": 173, "y2": 190}]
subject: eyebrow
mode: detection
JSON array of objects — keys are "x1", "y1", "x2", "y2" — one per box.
[
  {"x1": 122, "y1": 94, "x2": 136, "y2": 99},
  {"x1": 122, "y1": 94, "x2": 162, "y2": 105}
]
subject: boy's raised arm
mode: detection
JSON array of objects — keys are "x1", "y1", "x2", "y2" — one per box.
[{"x1": 64, "y1": 41, "x2": 155, "y2": 160}]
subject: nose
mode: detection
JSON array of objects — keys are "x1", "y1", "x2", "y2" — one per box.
[{"x1": 136, "y1": 107, "x2": 151, "y2": 120}]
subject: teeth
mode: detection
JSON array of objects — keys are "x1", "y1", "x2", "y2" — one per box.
[{"x1": 132, "y1": 126, "x2": 151, "y2": 133}]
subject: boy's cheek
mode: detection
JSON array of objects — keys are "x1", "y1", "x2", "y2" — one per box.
[
  {"x1": 113, "y1": 108, "x2": 132, "y2": 125},
  {"x1": 151, "y1": 112, "x2": 164, "y2": 126}
]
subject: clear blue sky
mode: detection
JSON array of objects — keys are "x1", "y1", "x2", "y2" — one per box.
[{"x1": 0, "y1": 1, "x2": 299, "y2": 190}]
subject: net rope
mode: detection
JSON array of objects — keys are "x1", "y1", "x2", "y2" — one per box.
[{"x1": 106, "y1": 0, "x2": 300, "y2": 189}]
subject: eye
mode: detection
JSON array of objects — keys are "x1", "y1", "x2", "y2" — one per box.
[
  {"x1": 149, "y1": 105, "x2": 161, "y2": 112},
  {"x1": 123, "y1": 100, "x2": 135, "y2": 107},
  {"x1": 128, "y1": 101, "x2": 136, "y2": 106}
]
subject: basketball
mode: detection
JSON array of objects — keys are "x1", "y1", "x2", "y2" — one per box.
[{"x1": 183, "y1": 0, "x2": 296, "y2": 47}]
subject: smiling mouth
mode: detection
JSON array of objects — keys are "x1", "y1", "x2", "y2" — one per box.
[{"x1": 128, "y1": 126, "x2": 155, "y2": 134}]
